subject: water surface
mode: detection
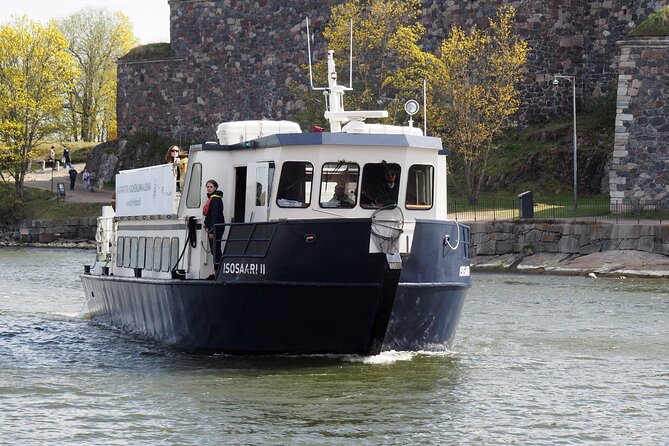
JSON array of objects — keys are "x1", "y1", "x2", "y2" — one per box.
[{"x1": 0, "y1": 248, "x2": 667, "y2": 444}]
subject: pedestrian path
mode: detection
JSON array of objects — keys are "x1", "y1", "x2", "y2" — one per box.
[{"x1": 23, "y1": 163, "x2": 112, "y2": 203}]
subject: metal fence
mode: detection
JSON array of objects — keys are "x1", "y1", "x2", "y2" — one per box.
[{"x1": 447, "y1": 198, "x2": 669, "y2": 224}]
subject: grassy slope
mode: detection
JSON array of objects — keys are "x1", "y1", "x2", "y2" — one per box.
[
  {"x1": 629, "y1": 6, "x2": 669, "y2": 37},
  {"x1": 447, "y1": 93, "x2": 615, "y2": 203},
  {"x1": 1, "y1": 142, "x2": 101, "y2": 225}
]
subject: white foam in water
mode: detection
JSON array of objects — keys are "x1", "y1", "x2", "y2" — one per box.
[
  {"x1": 345, "y1": 350, "x2": 416, "y2": 364},
  {"x1": 52, "y1": 312, "x2": 81, "y2": 319}
]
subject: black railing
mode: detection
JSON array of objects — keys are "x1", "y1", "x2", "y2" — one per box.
[{"x1": 448, "y1": 198, "x2": 669, "y2": 224}]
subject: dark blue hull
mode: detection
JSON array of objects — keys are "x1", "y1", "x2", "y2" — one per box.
[{"x1": 81, "y1": 219, "x2": 470, "y2": 354}]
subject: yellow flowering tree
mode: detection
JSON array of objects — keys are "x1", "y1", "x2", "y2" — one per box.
[
  {"x1": 294, "y1": 0, "x2": 432, "y2": 127},
  {"x1": 433, "y1": 6, "x2": 528, "y2": 203},
  {"x1": 0, "y1": 16, "x2": 78, "y2": 197},
  {"x1": 294, "y1": 3, "x2": 527, "y2": 205}
]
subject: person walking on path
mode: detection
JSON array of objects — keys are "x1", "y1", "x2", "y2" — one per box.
[
  {"x1": 62, "y1": 147, "x2": 72, "y2": 169},
  {"x1": 68, "y1": 167, "x2": 77, "y2": 190},
  {"x1": 82, "y1": 168, "x2": 91, "y2": 191}
]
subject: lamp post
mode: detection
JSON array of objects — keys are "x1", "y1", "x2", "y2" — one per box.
[{"x1": 553, "y1": 75, "x2": 577, "y2": 211}]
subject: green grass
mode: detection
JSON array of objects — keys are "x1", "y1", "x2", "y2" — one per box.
[
  {"x1": 21, "y1": 197, "x2": 103, "y2": 221},
  {"x1": 122, "y1": 43, "x2": 174, "y2": 61},
  {"x1": 31, "y1": 141, "x2": 98, "y2": 167},
  {"x1": 0, "y1": 183, "x2": 102, "y2": 225},
  {"x1": 629, "y1": 6, "x2": 669, "y2": 37}
]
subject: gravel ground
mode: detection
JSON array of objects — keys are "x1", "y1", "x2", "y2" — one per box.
[{"x1": 23, "y1": 163, "x2": 112, "y2": 204}]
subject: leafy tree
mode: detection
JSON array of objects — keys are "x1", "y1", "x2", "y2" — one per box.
[
  {"x1": 58, "y1": 8, "x2": 137, "y2": 142},
  {"x1": 295, "y1": 3, "x2": 528, "y2": 205},
  {"x1": 0, "y1": 16, "x2": 77, "y2": 198},
  {"x1": 431, "y1": 6, "x2": 529, "y2": 203},
  {"x1": 293, "y1": 0, "x2": 432, "y2": 128}
]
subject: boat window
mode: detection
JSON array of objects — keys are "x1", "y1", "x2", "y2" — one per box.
[
  {"x1": 170, "y1": 237, "x2": 179, "y2": 270},
  {"x1": 116, "y1": 236, "x2": 124, "y2": 267},
  {"x1": 360, "y1": 162, "x2": 401, "y2": 209},
  {"x1": 153, "y1": 237, "x2": 162, "y2": 272},
  {"x1": 145, "y1": 237, "x2": 154, "y2": 270},
  {"x1": 123, "y1": 237, "x2": 132, "y2": 268},
  {"x1": 161, "y1": 238, "x2": 171, "y2": 272},
  {"x1": 405, "y1": 164, "x2": 434, "y2": 210},
  {"x1": 319, "y1": 162, "x2": 359, "y2": 209},
  {"x1": 186, "y1": 162, "x2": 202, "y2": 208},
  {"x1": 276, "y1": 161, "x2": 313, "y2": 208},
  {"x1": 256, "y1": 166, "x2": 268, "y2": 206},
  {"x1": 138, "y1": 237, "x2": 146, "y2": 269},
  {"x1": 130, "y1": 237, "x2": 138, "y2": 268}
]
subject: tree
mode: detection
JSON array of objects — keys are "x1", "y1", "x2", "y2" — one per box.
[
  {"x1": 295, "y1": 3, "x2": 528, "y2": 205},
  {"x1": 58, "y1": 8, "x2": 137, "y2": 142},
  {"x1": 432, "y1": 7, "x2": 529, "y2": 203},
  {"x1": 0, "y1": 16, "x2": 77, "y2": 198},
  {"x1": 293, "y1": 0, "x2": 432, "y2": 128}
]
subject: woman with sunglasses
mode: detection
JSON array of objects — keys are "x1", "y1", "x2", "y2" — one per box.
[{"x1": 165, "y1": 145, "x2": 186, "y2": 191}]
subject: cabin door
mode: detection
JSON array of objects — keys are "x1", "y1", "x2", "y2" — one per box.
[
  {"x1": 246, "y1": 162, "x2": 274, "y2": 222},
  {"x1": 233, "y1": 167, "x2": 247, "y2": 223}
]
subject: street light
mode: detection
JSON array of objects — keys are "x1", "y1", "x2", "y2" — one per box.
[{"x1": 553, "y1": 75, "x2": 577, "y2": 211}]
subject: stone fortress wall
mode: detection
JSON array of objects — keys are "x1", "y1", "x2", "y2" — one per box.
[
  {"x1": 117, "y1": 0, "x2": 666, "y2": 142},
  {"x1": 469, "y1": 220, "x2": 669, "y2": 257},
  {"x1": 611, "y1": 37, "x2": 669, "y2": 207}
]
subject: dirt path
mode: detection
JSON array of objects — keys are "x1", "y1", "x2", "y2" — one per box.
[{"x1": 22, "y1": 163, "x2": 113, "y2": 204}]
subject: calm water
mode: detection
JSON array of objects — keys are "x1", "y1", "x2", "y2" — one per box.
[{"x1": 0, "y1": 248, "x2": 667, "y2": 445}]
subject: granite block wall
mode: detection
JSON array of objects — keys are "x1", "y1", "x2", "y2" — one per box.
[
  {"x1": 117, "y1": 0, "x2": 666, "y2": 142},
  {"x1": 611, "y1": 37, "x2": 669, "y2": 207},
  {"x1": 16, "y1": 218, "x2": 98, "y2": 243},
  {"x1": 469, "y1": 220, "x2": 669, "y2": 257}
]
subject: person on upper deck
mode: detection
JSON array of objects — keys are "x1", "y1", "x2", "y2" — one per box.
[
  {"x1": 165, "y1": 145, "x2": 187, "y2": 192},
  {"x1": 203, "y1": 179, "x2": 225, "y2": 276}
]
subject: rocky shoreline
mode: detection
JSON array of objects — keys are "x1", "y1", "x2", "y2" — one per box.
[
  {"x1": 471, "y1": 250, "x2": 669, "y2": 279},
  {"x1": 1, "y1": 236, "x2": 667, "y2": 279},
  {"x1": 0, "y1": 238, "x2": 94, "y2": 250}
]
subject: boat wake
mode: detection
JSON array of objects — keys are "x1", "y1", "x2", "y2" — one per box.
[{"x1": 345, "y1": 348, "x2": 456, "y2": 364}]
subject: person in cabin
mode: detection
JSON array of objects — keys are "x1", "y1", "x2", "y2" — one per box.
[
  {"x1": 329, "y1": 184, "x2": 354, "y2": 208},
  {"x1": 68, "y1": 167, "x2": 77, "y2": 190},
  {"x1": 165, "y1": 145, "x2": 187, "y2": 192},
  {"x1": 375, "y1": 164, "x2": 400, "y2": 206},
  {"x1": 256, "y1": 182, "x2": 266, "y2": 206},
  {"x1": 203, "y1": 179, "x2": 225, "y2": 276},
  {"x1": 62, "y1": 147, "x2": 72, "y2": 169}
]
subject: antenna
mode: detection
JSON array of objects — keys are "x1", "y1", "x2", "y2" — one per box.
[
  {"x1": 349, "y1": 19, "x2": 353, "y2": 89},
  {"x1": 306, "y1": 18, "x2": 325, "y2": 91},
  {"x1": 306, "y1": 17, "x2": 353, "y2": 91},
  {"x1": 304, "y1": 16, "x2": 388, "y2": 132},
  {"x1": 423, "y1": 78, "x2": 427, "y2": 135}
]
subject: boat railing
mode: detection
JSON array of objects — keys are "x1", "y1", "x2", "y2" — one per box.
[{"x1": 213, "y1": 221, "x2": 279, "y2": 259}]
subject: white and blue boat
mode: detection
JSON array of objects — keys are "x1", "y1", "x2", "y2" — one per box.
[{"x1": 82, "y1": 44, "x2": 470, "y2": 355}]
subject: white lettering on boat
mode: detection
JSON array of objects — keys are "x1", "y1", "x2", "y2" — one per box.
[
  {"x1": 459, "y1": 266, "x2": 470, "y2": 277},
  {"x1": 222, "y1": 262, "x2": 266, "y2": 276}
]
